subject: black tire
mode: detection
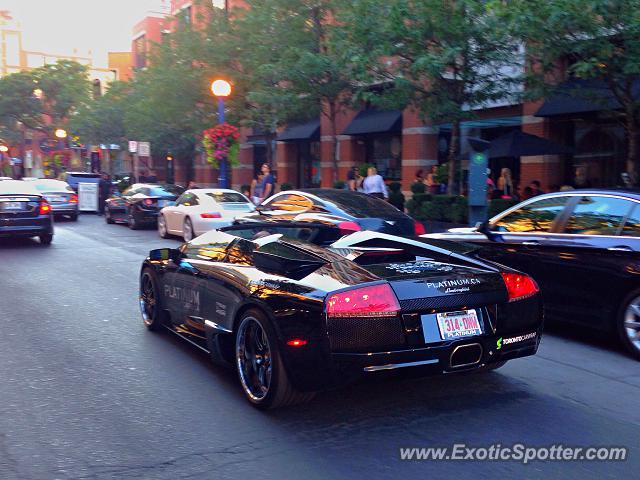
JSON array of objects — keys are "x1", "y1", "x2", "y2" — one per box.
[
  {"x1": 70, "y1": 213, "x2": 78, "y2": 222},
  {"x1": 128, "y1": 212, "x2": 140, "y2": 230},
  {"x1": 183, "y1": 217, "x2": 194, "y2": 241},
  {"x1": 235, "y1": 309, "x2": 314, "y2": 409},
  {"x1": 105, "y1": 208, "x2": 115, "y2": 224},
  {"x1": 617, "y1": 289, "x2": 640, "y2": 361},
  {"x1": 139, "y1": 268, "x2": 168, "y2": 332},
  {"x1": 39, "y1": 233, "x2": 53, "y2": 245},
  {"x1": 158, "y1": 214, "x2": 169, "y2": 238}
]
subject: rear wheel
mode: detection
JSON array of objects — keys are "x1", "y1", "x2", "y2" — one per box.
[
  {"x1": 139, "y1": 269, "x2": 168, "y2": 331},
  {"x1": 105, "y1": 208, "x2": 115, "y2": 224},
  {"x1": 183, "y1": 218, "x2": 194, "y2": 241},
  {"x1": 39, "y1": 233, "x2": 53, "y2": 245},
  {"x1": 235, "y1": 309, "x2": 314, "y2": 409},
  {"x1": 70, "y1": 213, "x2": 78, "y2": 222},
  {"x1": 618, "y1": 290, "x2": 640, "y2": 360},
  {"x1": 128, "y1": 211, "x2": 140, "y2": 230},
  {"x1": 158, "y1": 214, "x2": 169, "y2": 238}
]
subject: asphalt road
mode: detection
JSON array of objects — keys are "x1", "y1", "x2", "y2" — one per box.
[{"x1": 1, "y1": 214, "x2": 639, "y2": 480}]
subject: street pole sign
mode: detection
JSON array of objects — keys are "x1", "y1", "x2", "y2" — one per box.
[
  {"x1": 128, "y1": 141, "x2": 138, "y2": 153},
  {"x1": 467, "y1": 138, "x2": 491, "y2": 227},
  {"x1": 138, "y1": 142, "x2": 150, "y2": 157}
]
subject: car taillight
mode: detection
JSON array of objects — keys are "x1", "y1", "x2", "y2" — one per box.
[
  {"x1": 414, "y1": 221, "x2": 426, "y2": 235},
  {"x1": 326, "y1": 283, "x2": 400, "y2": 318},
  {"x1": 501, "y1": 273, "x2": 539, "y2": 302},
  {"x1": 39, "y1": 201, "x2": 51, "y2": 215},
  {"x1": 338, "y1": 221, "x2": 361, "y2": 235},
  {"x1": 143, "y1": 198, "x2": 154, "y2": 206},
  {"x1": 69, "y1": 194, "x2": 78, "y2": 204},
  {"x1": 200, "y1": 212, "x2": 222, "y2": 219},
  {"x1": 286, "y1": 339, "x2": 308, "y2": 347}
]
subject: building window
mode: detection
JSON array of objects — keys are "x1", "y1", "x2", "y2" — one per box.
[
  {"x1": 133, "y1": 36, "x2": 147, "y2": 69},
  {"x1": 365, "y1": 135, "x2": 402, "y2": 181}
]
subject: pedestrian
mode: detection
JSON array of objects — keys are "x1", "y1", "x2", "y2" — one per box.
[
  {"x1": 496, "y1": 167, "x2": 515, "y2": 199},
  {"x1": 251, "y1": 173, "x2": 263, "y2": 205},
  {"x1": 347, "y1": 166, "x2": 359, "y2": 191},
  {"x1": 529, "y1": 180, "x2": 544, "y2": 196},
  {"x1": 425, "y1": 165, "x2": 440, "y2": 195},
  {"x1": 259, "y1": 163, "x2": 275, "y2": 203},
  {"x1": 415, "y1": 169, "x2": 424, "y2": 183},
  {"x1": 98, "y1": 172, "x2": 112, "y2": 216},
  {"x1": 362, "y1": 166, "x2": 388, "y2": 200},
  {"x1": 571, "y1": 166, "x2": 592, "y2": 189},
  {"x1": 521, "y1": 186, "x2": 534, "y2": 200}
]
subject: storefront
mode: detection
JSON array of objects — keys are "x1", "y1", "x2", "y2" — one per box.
[{"x1": 276, "y1": 119, "x2": 321, "y2": 188}]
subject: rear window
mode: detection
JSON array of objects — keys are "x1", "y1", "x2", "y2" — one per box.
[
  {"x1": 205, "y1": 192, "x2": 249, "y2": 203},
  {"x1": 149, "y1": 185, "x2": 185, "y2": 197},
  {"x1": 314, "y1": 191, "x2": 403, "y2": 218},
  {"x1": 34, "y1": 181, "x2": 73, "y2": 192}
]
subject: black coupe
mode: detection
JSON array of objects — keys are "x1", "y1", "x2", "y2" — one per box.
[
  {"x1": 106, "y1": 183, "x2": 185, "y2": 229},
  {"x1": 139, "y1": 224, "x2": 543, "y2": 409},
  {"x1": 423, "y1": 189, "x2": 640, "y2": 360}
]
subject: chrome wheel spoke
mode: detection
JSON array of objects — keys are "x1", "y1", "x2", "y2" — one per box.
[{"x1": 237, "y1": 317, "x2": 272, "y2": 401}]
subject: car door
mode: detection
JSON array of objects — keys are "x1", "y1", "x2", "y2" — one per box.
[
  {"x1": 527, "y1": 194, "x2": 640, "y2": 329},
  {"x1": 475, "y1": 195, "x2": 574, "y2": 283},
  {"x1": 168, "y1": 193, "x2": 196, "y2": 233}
]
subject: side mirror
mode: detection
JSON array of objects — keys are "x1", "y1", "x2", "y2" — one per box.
[
  {"x1": 475, "y1": 221, "x2": 500, "y2": 242},
  {"x1": 148, "y1": 248, "x2": 182, "y2": 263},
  {"x1": 255, "y1": 204, "x2": 267, "y2": 213}
]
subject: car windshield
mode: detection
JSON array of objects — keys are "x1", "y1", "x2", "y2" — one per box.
[
  {"x1": 149, "y1": 185, "x2": 185, "y2": 197},
  {"x1": 205, "y1": 192, "x2": 249, "y2": 203},
  {"x1": 311, "y1": 190, "x2": 404, "y2": 218},
  {"x1": 34, "y1": 181, "x2": 73, "y2": 192}
]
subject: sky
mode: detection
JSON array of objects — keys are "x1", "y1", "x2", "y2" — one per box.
[{"x1": 0, "y1": 0, "x2": 167, "y2": 68}]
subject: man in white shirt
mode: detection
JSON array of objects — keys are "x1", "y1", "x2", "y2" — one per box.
[{"x1": 362, "y1": 166, "x2": 388, "y2": 199}]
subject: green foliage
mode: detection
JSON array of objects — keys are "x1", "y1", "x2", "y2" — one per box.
[
  {"x1": 359, "y1": 163, "x2": 374, "y2": 178},
  {"x1": 388, "y1": 187, "x2": 405, "y2": 211},
  {"x1": 406, "y1": 192, "x2": 432, "y2": 216},
  {"x1": 338, "y1": 0, "x2": 519, "y2": 194},
  {"x1": 410, "y1": 181, "x2": 426, "y2": 194},
  {"x1": 280, "y1": 182, "x2": 293, "y2": 191},
  {"x1": 333, "y1": 180, "x2": 346, "y2": 189},
  {"x1": 388, "y1": 181, "x2": 402, "y2": 193}
]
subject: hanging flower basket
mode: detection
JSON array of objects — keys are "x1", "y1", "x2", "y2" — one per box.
[{"x1": 202, "y1": 123, "x2": 241, "y2": 169}]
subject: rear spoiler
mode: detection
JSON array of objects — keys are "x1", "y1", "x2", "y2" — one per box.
[{"x1": 253, "y1": 251, "x2": 327, "y2": 280}]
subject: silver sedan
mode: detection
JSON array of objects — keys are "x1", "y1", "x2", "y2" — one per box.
[{"x1": 32, "y1": 179, "x2": 79, "y2": 221}]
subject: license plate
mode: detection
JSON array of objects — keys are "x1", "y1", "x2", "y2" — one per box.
[
  {"x1": 1, "y1": 201, "x2": 23, "y2": 210},
  {"x1": 47, "y1": 196, "x2": 63, "y2": 203},
  {"x1": 436, "y1": 310, "x2": 482, "y2": 340}
]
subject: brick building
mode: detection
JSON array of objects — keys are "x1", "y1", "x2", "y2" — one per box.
[{"x1": 126, "y1": 3, "x2": 630, "y2": 195}]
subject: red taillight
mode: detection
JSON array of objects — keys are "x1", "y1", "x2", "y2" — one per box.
[
  {"x1": 69, "y1": 194, "x2": 78, "y2": 204},
  {"x1": 200, "y1": 212, "x2": 222, "y2": 219},
  {"x1": 501, "y1": 273, "x2": 539, "y2": 302},
  {"x1": 414, "y1": 221, "x2": 426, "y2": 235},
  {"x1": 326, "y1": 283, "x2": 400, "y2": 318},
  {"x1": 143, "y1": 198, "x2": 154, "y2": 206},
  {"x1": 39, "y1": 201, "x2": 51, "y2": 215},
  {"x1": 286, "y1": 339, "x2": 308, "y2": 347},
  {"x1": 338, "y1": 221, "x2": 361, "y2": 235}
]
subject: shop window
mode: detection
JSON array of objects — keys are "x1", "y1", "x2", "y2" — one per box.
[{"x1": 365, "y1": 135, "x2": 402, "y2": 180}]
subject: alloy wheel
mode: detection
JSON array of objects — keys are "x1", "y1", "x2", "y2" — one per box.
[
  {"x1": 624, "y1": 295, "x2": 640, "y2": 353},
  {"x1": 183, "y1": 219, "x2": 194, "y2": 241},
  {"x1": 158, "y1": 215, "x2": 167, "y2": 237},
  {"x1": 139, "y1": 273, "x2": 156, "y2": 326},
  {"x1": 236, "y1": 317, "x2": 272, "y2": 402}
]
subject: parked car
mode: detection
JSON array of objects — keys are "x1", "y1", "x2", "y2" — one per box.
[
  {"x1": 0, "y1": 180, "x2": 54, "y2": 244},
  {"x1": 105, "y1": 183, "x2": 185, "y2": 229},
  {"x1": 158, "y1": 188, "x2": 255, "y2": 241},
  {"x1": 63, "y1": 172, "x2": 101, "y2": 192},
  {"x1": 32, "y1": 179, "x2": 78, "y2": 221},
  {"x1": 139, "y1": 226, "x2": 542, "y2": 409},
  {"x1": 240, "y1": 189, "x2": 425, "y2": 236},
  {"x1": 0, "y1": 177, "x2": 14, "y2": 181},
  {"x1": 422, "y1": 189, "x2": 640, "y2": 359}
]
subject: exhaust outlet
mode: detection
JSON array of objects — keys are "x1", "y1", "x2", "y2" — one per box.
[{"x1": 450, "y1": 343, "x2": 483, "y2": 368}]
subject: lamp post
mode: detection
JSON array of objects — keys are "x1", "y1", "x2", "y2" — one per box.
[
  {"x1": 210, "y1": 79, "x2": 232, "y2": 188},
  {"x1": 0, "y1": 145, "x2": 8, "y2": 177}
]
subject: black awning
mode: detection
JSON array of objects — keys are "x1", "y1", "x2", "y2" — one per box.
[
  {"x1": 277, "y1": 119, "x2": 321, "y2": 142},
  {"x1": 535, "y1": 78, "x2": 639, "y2": 117},
  {"x1": 488, "y1": 131, "x2": 572, "y2": 158},
  {"x1": 342, "y1": 109, "x2": 402, "y2": 136}
]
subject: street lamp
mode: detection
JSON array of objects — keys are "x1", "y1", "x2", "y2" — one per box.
[
  {"x1": 55, "y1": 128, "x2": 68, "y2": 139},
  {"x1": 0, "y1": 145, "x2": 8, "y2": 153},
  {"x1": 211, "y1": 79, "x2": 232, "y2": 188}
]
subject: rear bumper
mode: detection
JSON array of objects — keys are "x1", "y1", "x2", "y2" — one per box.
[
  {"x1": 285, "y1": 329, "x2": 541, "y2": 391},
  {"x1": 0, "y1": 217, "x2": 53, "y2": 237},
  {"x1": 193, "y1": 217, "x2": 236, "y2": 236},
  {"x1": 50, "y1": 203, "x2": 78, "y2": 215}
]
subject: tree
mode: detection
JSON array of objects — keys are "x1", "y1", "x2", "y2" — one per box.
[
  {"x1": 338, "y1": 0, "x2": 519, "y2": 194},
  {"x1": 123, "y1": 24, "x2": 219, "y2": 182},
  {"x1": 69, "y1": 81, "x2": 129, "y2": 147},
  {"x1": 496, "y1": 0, "x2": 640, "y2": 184}
]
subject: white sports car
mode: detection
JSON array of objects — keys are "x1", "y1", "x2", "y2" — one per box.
[{"x1": 158, "y1": 188, "x2": 255, "y2": 240}]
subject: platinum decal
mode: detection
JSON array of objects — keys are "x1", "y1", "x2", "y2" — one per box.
[{"x1": 164, "y1": 285, "x2": 200, "y2": 312}]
